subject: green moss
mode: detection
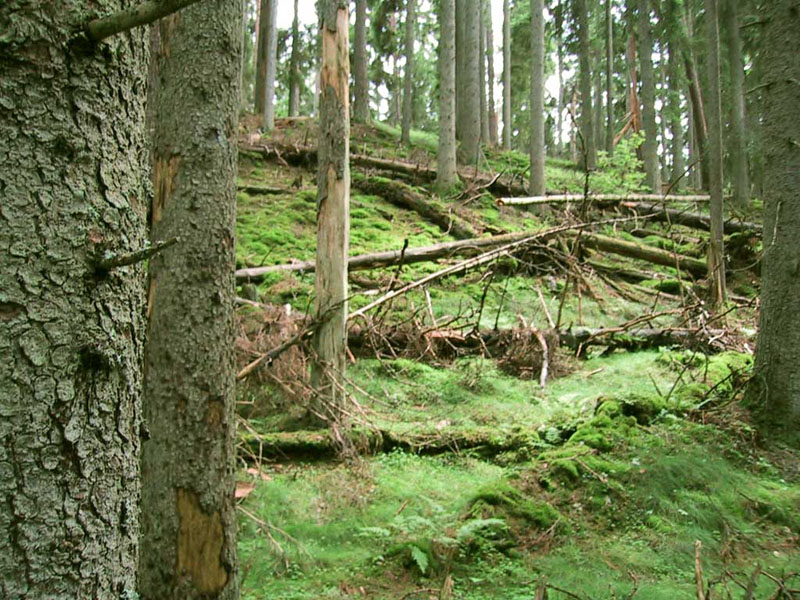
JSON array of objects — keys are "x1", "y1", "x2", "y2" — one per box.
[{"x1": 470, "y1": 479, "x2": 561, "y2": 529}]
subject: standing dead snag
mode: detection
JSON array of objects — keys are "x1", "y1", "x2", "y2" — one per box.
[{"x1": 312, "y1": 0, "x2": 350, "y2": 426}]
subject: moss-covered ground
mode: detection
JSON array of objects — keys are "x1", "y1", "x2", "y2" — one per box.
[{"x1": 234, "y1": 120, "x2": 788, "y2": 599}]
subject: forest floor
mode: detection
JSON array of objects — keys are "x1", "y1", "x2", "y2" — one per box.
[{"x1": 232, "y1": 118, "x2": 798, "y2": 599}]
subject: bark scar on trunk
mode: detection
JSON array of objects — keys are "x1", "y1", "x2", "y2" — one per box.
[
  {"x1": 176, "y1": 488, "x2": 228, "y2": 594},
  {"x1": 152, "y1": 156, "x2": 180, "y2": 227}
]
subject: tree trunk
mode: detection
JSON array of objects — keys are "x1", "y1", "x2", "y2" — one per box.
[
  {"x1": 401, "y1": 0, "x2": 416, "y2": 144},
  {"x1": 752, "y1": 0, "x2": 800, "y2": 433},
  {"x1": 530, "y1": 0, "x2": 546, "y2": 196},
  {"x1": 313, "y1": 0, "x2": 351, "y2": 424},
  {"x1": 723, "y1": 0, "x2": 750, "y2": 209},
  {"x1": 605, "y1": 0, "x2": 615, "y2": 154},
  {"x1": 486, "y1": 3, "x2": 498, "y2": 147},
  {"x1": 555, "y1": 1, "x2": 565, "y2": 156},
  {"x1": 353, "y1": 0, "x2": 370, "y2": 123},
  {"x1": 668, "y1": 34, "x2": 685, "y2": 190},
  {"x1": 459, "y1": 0, "x2": 482, "y2": 163},
  {"x1": 456, "y1": 0, "x2": 465, "y2": 141},
  {"x1": 255, "y1": 0, "x2": 268, "y2": 114},
  {"x1": 575, "y1": 0, "x2": 597, "y2": 170},
  {"x1": 263, "y1": 0, "x2": 278, "y2": 130},
  {"x1": 502, "y1": 0, "x2": 512, "y2": 149},
  {"x1": 479, "y1": 0, "x2": 490, "y2": 145},
  {"x1": 682, "y1": 2, "x2": 710, "y2": 190},
  {"x1": 289, "y1": 0, "x2": 302, "y2": 117},
  {"x1": 436, "y1": 0, "x2": 459, "y2": 191},
  {"x1": 704, "y1": 0, "x2": 727, "y2": 307},
  {"x1": 139, "y1": 3, "x2": 241, "y2": 599},
  {"x1": 637, "y1": 0, "x2": 661, "y2": 192},
  {"x1": 0, "y1": 1, "x2": 148, "y2": 596},
  {"x1": 594, "y1": 70, "x2": 605, "y2": 155}
]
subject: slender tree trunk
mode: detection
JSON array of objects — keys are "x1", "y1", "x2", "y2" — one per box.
[
  {"x1": 752, "y1": 0, "x2": 800, "y2": 433},
  {"x1": 459, "y1": 0, "x2": 481, "y2": 164},
  {"x1": 530, "y1": 0, "x2": 546, "y2": 196},
  {"x1": 637, "y1": 0, "x2": 661, "y2": 192},
  {"x1": 312, "y1": 0, "x2": 351, "y2": 424},
  {"x1": 263, "y1": 0, "x2": 278, "y2": 130},
  {"x1": 502, "y1": 0, "x2": 512, "y2": 149},
  {"x1": 139, "y1": 3, "x2": 241, "y2": 598},
  {"x1": 668, "y1": 38, "x2": 685, "y2": 190},
  {"x1": 255, "y1": 0, "x2": 268, "y2": 114},
  {"x1": 353, "y1": 0, "x2": 370, "y2": 122},
  {"x1": 575, "y1": 0, "x2": 596, "y2": 170},
  {"x1": 594, "y1": 70, "x2": 604, "y2": 155},
  {"x1": 605, "y1": 0, "x2": 614, "y2": 154},
  {"x1": 401, "y1": 0, "x2": 416, "y2": 143},
  {"x1": 0, "y1": 1, "x2": 148, "y2": 596},
  {"x1": 570, "y1": 88, "x2": 579, "y2": 162},
  {"x1": 436, "y1": 0, "x2": 459, "y2": 190},
  {"x1": 313, "y1": 13, "x2": 322, "y2": 116},
  {"x1": 456, "y1": 0, "x2": 465, "y2": 141},
  {"x1": 289, "y1": 0, "x2": 302, "y2": 117},
  {"x1": 555, "y1": 2, "x2": 564, "y2": 156},
  {"x1": 723, "y1": 0, "x2": 750, "y2": 208},
  {"x1": 486, "y1": 4, "x2": 498, "y2": 147},
  {"x1": 479, "y1": 0, "x2": 490, "y2": 145},
  {"x1": 704, "y1": 0, "x2": 727, "y2": 307},
  {"x1": 683, "y1": 3, "x2": 709, "y2": 190}
]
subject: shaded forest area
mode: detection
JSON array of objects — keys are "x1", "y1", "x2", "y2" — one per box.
[{"x1": 1, "y1": 0, "x2": 799, "y2": 599}]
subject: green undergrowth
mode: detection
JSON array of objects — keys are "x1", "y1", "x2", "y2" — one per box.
[{"x1": 238, "y1": 402, "x2": 798, "y2": 599}]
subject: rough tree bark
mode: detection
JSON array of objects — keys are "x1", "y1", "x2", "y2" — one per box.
[
  {"x1": 723, "y1": 0, "x2": 750, "y2": 208},
  {"x1": 456, "y1": 0, "x2": 465, "y2": 141},
  {"x1": 575, "y1": 0, "x2": 597, "y2": 170},
  {"x1": 752, "y1": 0, "x2": 800, "y2": 433},
  {"x1": 0, "y1": 1, "x2": 148, "y2": 596},
  {"x1": 289, "y1": 0, "x2": 302, "y2": 116},
  {"x1": 401, "y1": 0, "x2": 416, "y2": 144},
  {"x1": 704, "y1": 0, "x2": 727, "y2": 307},
  {"x1": 139, "y1": 2, "x2": 241, "y2": 598},
  {"x1": 458, "y1": 0, "x2": 481, "y2": 164},
  {"x1": 502, "y1": 0, "x2": 512, "y2": 149},
  {"x1": 353, "y1": 0, "x2": 370, "y2": 122},
  {"x1": 312, "y1": 0, "x2": 351, "y2": 424},
  {"x1": 529, "y1": 0, "x2": 546, "y2": 196},
  {"x1": 637, "y1": 0, "x2": 661, "y2": 192},
  {"x1": 436, "y1": 0, "x2": 459, "y2": 190}
]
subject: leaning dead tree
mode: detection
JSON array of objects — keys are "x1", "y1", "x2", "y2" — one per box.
[{"x1": 312, "y1": 0, "x2": 350, "y2": 427}]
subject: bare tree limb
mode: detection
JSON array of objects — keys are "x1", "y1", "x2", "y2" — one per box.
[{"x1": 85, "y1": 0, "x2": 204, "y2": 42}]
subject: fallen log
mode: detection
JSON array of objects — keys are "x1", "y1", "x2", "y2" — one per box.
[
  {"x1": 237, "y1": 183, "x2": 288, "y2": 195},
  {"x1": 239, "y1": 142, "x2": 529, "y2": 197},
  {"x1": 235, "y1": 230, "x2": 540, "y2": 282},
  {"x1": 619, "y1": 201, "x2": 761, "y2": 235},
  {"x1": 238, "y1": 425, "x2": 542, "y2": 461},
  {"x1": 498, "y1": 193, "x2": 712, "y2": 206},
  {"x1": 354, "y1": 176, "x2": 478, "y2": 239},
  {"x1": 236, "y1": 224, "x2": 707, "y2": 283},
  {"x1": 578, "y1": 232, "x2": 708, "y2": 277}
]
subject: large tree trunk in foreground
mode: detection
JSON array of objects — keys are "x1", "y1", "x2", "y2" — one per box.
[
  {"x1": 752, "y1": 0, "x2": 800, "y2": 433},
  {"x1": 575, "y1": 0, "x2": 597, "y2": 170},
  {"x1": 313, "y1": 0, "x2": 351, "y2": 424},
  {"x1": 353, "y1": 0, "x2": 370, "y2": 123},
  {"x1": 139, "y1": 2, "x2": 241, "y2": 598},
  {"x1": 704, "y1": 0, "x2": 727, "y2": 307},
  {"x1": 400, "y1": 0, "x2": 416, "y2": 144},
  {"x1": 436, "y1": 0, "x2": 458, "y2": 191},
  {"x1": 0, "y1": 1, "x2": 148, "y2": 596},
  {"x1": 637, "y1": 0, "x2": 661, "y2": 192},
  {"x1": 479, "y1": 0, "x2": 490, "y2": 145},
  {"x1": 529, "y1": 0, "x2": 546, "y2": 196}
]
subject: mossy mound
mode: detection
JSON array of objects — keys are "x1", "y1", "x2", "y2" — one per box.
[{"x1": 468, "y1": 478, "x2": 561, "y2": 530}]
